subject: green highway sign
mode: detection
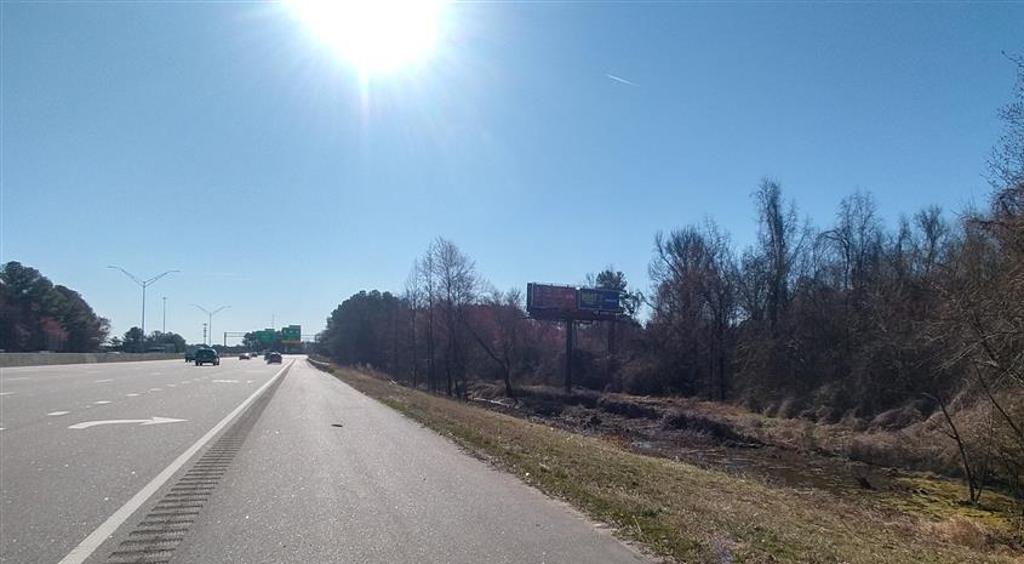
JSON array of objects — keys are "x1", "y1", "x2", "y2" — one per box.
[{"x1": 281, "y1": 325, "x2": 301, "y2": 343}]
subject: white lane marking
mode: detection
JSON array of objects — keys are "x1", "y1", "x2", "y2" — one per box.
[
  {"x1": 0, "y1": 392, "x2": 15, "y2": 396},
  {"x1": 57, "y1": 360, "x2": 292, "y2": 564},
  {"x1": 211, "y1": 379, "x2": 239, "y2": 384},
  {"x1": 93, "y1": 401, "x2": 111, "y2": 405},
  {"x1": 67, "y1": 417, "x2": 187, "y2": 430},
  {"x1": 48, "y1": 411, "x2": 71, "y2": 416},
  {"x1": 149, "y1": 388, "x2": 162, "y2": 392},
  {"x1": 179, "y1": 381, "x2": 190, "y2": 385},
  {"x1": 246, "y1": 380, "x2": 255, "y2": 384},
  {"x1": 125, "y1": 393, "x2": 140, "y2": 397},
  {"x1": 5, "y1": 377, "x2": 28, "y2": 382},
  {"x1": 166, "y1": 384, "x2": 176, "y2": 388},
  {"x1": 94, "y1": 379, "x2": 113, "y2": 383}
]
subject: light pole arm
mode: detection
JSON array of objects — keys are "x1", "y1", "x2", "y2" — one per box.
[
  {"x1": 107, "y1": 265, "x2": 144, "y2": 287},
  {"x1": 144, "y1": 270, "x2": 180, "y2": 286}
]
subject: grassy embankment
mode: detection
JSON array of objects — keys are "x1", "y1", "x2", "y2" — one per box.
[{"x1": 310, "y1": 360, "x2": 1018, "y2": 563}]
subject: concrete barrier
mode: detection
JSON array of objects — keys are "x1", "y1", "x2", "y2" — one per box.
[{"x1": 0, "y1": 352, "x2": 182, "y2": 368}]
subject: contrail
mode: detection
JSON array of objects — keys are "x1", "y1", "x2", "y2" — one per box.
[{"x1": 605, "y1": 73, "x2": 638, "y2": 87}]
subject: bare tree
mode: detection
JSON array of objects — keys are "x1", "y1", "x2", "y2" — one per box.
[
  {"x1": 649, "y1": 223, "x2": 737, "y2": 398},
  {"x1": 465, "y1": 287, "x2": 524, "y2": 398},
  {"x1": 429, "y1": 238, "x2": 479, "y2": 397},
  {"x1": 754, "y1": 179, "x2": 804, "y2": 334},
  {"x1": 988, "y1": 54, "x2": 1024, "y2": 189},
  {"x1": 404, "y1": 263, "x2": 423, "y2": 388},
  {"x1": 418, "y1": 249, "x2": 438, "y2": 393}
]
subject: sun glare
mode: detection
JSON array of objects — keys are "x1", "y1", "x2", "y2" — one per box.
[{"x1": 286, "y1": 0, "x2": 447, "y2": 76}]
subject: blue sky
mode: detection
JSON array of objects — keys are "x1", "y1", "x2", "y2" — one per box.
[{"x1": 2, "y1": 2, "x2": 1022, "y2": 345}]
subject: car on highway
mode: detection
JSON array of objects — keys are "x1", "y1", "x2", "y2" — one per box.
[
  {"x1": 184, "y1": 349, "x2": 196, "y2": 362},
  {"x1": 239, "y1": 353, "x2": 250, "y2": 360},
  {"x1": 194, "y1": 348, "x2": 220, "y2": 366},
  {"x1": 266, "y1": 352, "x2": 282, "y2": 364}
]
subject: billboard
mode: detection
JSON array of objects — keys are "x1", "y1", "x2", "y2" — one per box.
[
  {"x1": 527, "y1": 283, "x2": 577, "y2": 319},
  {"x1": 577, "y1": 288, "x2": 623, "y2": 314},
  {"x1": 528, "y1": 284, "x2": 624, "y2": 320}
]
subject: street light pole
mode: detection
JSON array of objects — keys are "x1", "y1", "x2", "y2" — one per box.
[
  {"x1": 192, "y1": 304, "x2": 229, "y2": 346},
  {"x1": 162, "y1": 297, "x2": 167, "y2": 333},
  {"x1": 107, "y1": 266, "x2": 179, "y2": 339}
]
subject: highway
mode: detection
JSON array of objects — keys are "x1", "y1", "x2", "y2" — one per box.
[{"x1": 0, "y1": 357, "x2": 645, "y2": 563}]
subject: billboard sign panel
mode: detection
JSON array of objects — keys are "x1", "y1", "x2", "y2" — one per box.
[
  {"x1": 527, "y1": 283, "x2": 577, "y2": 318},
  {"x1": 577, "y1": 288, "x2": 623, "y2": 314},
  {"x1": 528, "y1": 283, "x2": 626, "y2": 320}
]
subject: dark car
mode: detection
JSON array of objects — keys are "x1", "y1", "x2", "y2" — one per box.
[
  {"x1": 185, "y1": 350, "x2": 196, "y2": 362},
  {"x1": 266, "y1": 352, "x2": 282, "y2": 364},
  {"x1": 194, "y1": 348, "x2": 220, "y2": 366},
  {"x1": 239, "y1": 353, "x2": 250, "y2": 360}
]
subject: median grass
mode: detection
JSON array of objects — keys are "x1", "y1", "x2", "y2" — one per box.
[{"x1": 315, "y1": 362, "x2": 1013, "y2": 563}]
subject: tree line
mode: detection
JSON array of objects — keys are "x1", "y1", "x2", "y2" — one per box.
[
  {"x1": 0, "y1": 261, "x2": 111, "y2": 352},
  {"x1": 0, "y1": 261, "x2": 193, "y2": 354},
  {"x1": 113, "y1": 327, "x2": 188, "y2": 353},
  {"x1": 318, "y1": 60, "x2": 1023, "y2": 501}
]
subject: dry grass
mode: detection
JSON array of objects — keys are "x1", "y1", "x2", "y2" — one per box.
[
  {"x1": 927, "y1": 517, "x2": 988, "y2": 551},
  {"x1": 319, "y1": 362, "x2": 1016, "y2": 563}
]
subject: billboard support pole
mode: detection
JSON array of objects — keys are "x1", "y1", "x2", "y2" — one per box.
[{"x1": 565, "y1": 318, "x2": 574, "y2": 394}]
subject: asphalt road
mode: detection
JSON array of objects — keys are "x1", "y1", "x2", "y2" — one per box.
[{"x1": 1, "y1": 356, "x2": 646, "y2": 563}]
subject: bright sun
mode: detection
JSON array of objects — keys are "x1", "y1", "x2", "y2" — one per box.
[{"x1": 286, "y1": 0, "x2": 448, "y2": 76}]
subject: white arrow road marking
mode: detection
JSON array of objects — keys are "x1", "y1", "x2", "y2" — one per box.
[
  {"x1": 68, "y1": 417, "x2": 187, "y2": 430},
  {"x1": 48, "y1": 411, "x2": 71, "y2": 416},
  {"x1": 211, "y1": 379, "x2": 239, "y2": 384},
  {"x1": 57, "y1": 360, "x2": 293, "y2": 564}
]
